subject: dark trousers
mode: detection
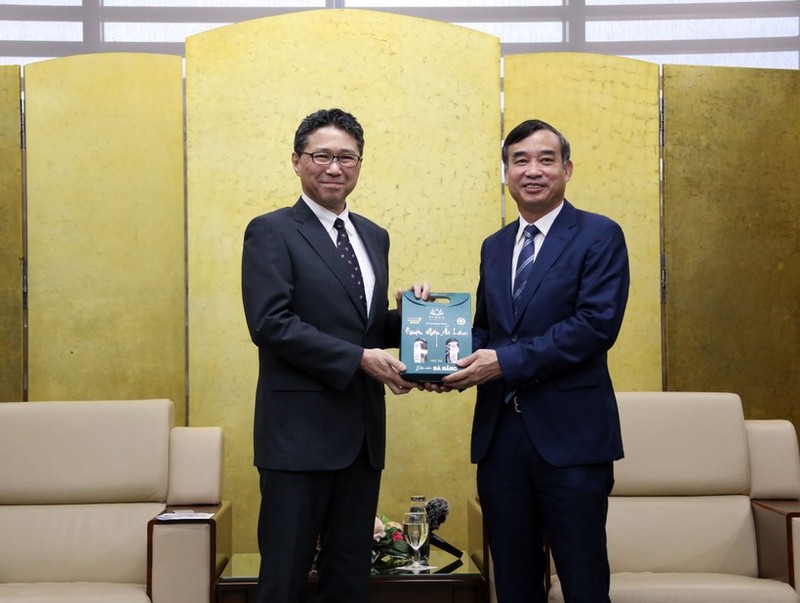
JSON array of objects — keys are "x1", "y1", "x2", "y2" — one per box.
[
  {"x1": 477, "y1": 408, "x2": 614, "y2": 603},
  {"x1": 257, "y1": 445, "x2": 381, "y2": 603}
]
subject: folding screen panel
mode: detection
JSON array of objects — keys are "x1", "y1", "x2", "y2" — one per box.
[
  {"x1": 663, "y1": 65, "x2": 800, "y2": 425},
  {"x1": 0, "y1": 66, "x2": 22, "y2": 402},
  {"x1": 503, "y1": 53, "x2": 663, "y2": 391},
  {"x1": 24, "y1": 54, "x2": 186, "y2": 421},
  {"x1": 186, "y1": 9, "x2": 501, "y2": 552}
]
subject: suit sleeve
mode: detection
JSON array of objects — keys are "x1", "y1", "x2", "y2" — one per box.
[{"x1": 497, "y1": 220, "x2": 630, "y2": 387}]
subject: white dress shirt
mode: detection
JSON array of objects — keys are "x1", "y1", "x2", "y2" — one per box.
[{"x1": 511, "y1": 201, "x2": 564, "y2": 293}]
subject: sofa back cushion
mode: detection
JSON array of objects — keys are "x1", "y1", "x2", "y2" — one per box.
[
  {"x1": 613, "y1": 392, "x2": 749, "y2": 496},
  {"x1": 0, "y1": 502, "x2": 164, "y2": 583},
  {"x1": 0, "y1": 399, "x2": 173, "y2": 505}
]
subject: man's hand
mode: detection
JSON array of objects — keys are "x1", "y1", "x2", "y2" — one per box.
[
  {"x1": 440, "y1": 349, "x2": 503, "y2": 390},
  {"x1": 361, "y1": 348, "x2": 420, "y2": 395},
  {"x1": 395, "y1": 282, "x2": 431, "y2": 309}
]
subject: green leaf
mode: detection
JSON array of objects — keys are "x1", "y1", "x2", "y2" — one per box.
[{"x1": 391, "y1": 540, "x2": 411, "y2": 554}]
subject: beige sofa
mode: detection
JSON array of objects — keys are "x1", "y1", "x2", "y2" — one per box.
[
  {"x1": 0, "y1": 399, "x2": 230, "y2": 603},
  {"x1": 469, "y1": 391, "x2": 800, "y2": 603}
]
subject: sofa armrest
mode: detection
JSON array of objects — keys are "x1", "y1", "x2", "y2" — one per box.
[
  {"x1": 746, "y1": 420, "x2": 800, "y2": 499},
  {"x1": 147, "y1": 500, "x2": 232, "y2": 603},
  {"x1": 167, "y1": 426, "x2": 223, "y2": 506},
  {"x1": 752, "y1": 499, "x2": 800, "y2": 589}
]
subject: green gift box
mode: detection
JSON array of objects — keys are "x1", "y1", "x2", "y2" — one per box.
[{"x1": 400, "y1": 292, "x2": 472, "y2": 383}]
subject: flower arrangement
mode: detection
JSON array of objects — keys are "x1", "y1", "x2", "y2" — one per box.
[
  {"x1": 371, "y1": 515, "x2": 412, "y2": 571},
  {"x1": 311, "y1": 514, "x2": 418, "y2": 575}
]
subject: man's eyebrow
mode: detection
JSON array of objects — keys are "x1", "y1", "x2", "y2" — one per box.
[
  {"x1": 510, "y1": 148, "x2": 557, "y2": 159},
  {"x1": 307, "y1": 148, "x2": 358, "y2": 154}
]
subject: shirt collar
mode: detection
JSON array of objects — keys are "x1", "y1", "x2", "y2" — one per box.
[
  {"x1": 302, "y1": 194, "x2": 352, "y2": 232},
  {"x1": 515, "y1": 200, "x2": 564, "y2": 243}
]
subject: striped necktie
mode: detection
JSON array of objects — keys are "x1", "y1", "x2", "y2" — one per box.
[{"x1": 512, "y1": 224, "x2": 539, "y2": 316}]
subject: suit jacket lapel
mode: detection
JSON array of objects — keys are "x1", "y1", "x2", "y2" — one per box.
[
  {"x1": 485, "y1": 223, "x2": 517, "y2": 333},
  {"x1": 292, "y1": 199, "x2": 368, "y2": 322},
  {"x1": 513, "y1": 201, "x2": 578, "y2": 326}
]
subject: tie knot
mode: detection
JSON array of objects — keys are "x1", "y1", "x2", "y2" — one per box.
[
  {"x1": 334, "y1": 218, "x2": 345, "y2": 231},
  {"x1": 524, "y1": 224, "x2": 539, "y2": 240}
]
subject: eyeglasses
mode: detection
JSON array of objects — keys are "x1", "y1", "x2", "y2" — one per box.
[{"x1": 301, "y1": 152, "x2": 362, "y2": 168}]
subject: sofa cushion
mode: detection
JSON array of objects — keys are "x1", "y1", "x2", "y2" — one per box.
[
  {"x1": 0, "y1": 503, "x2": 164, "y2": 584},
  {"x1": 548, "y1": 572, "x2": 800, "y2": 603},
  {"x1": 0, "y1": 400, "x2": 173, "y2": 505},
  {"x1": 0, "y1": 582, "x2": 151, "y2": 603},
  {"x1": 606, "y1": 496, "x2": 757, "y2": 575}
]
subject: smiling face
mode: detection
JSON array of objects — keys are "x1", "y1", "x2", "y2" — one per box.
[
  {"x1": 504, "y1": 128, "x2": 573, "y2": 223},
  {"x1": 292, "y1": 126, "x2": 362, "y2": 214}
]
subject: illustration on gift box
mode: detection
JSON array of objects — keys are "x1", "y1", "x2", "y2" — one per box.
[{"x1": 400, "y1": 292, "x2": 472, "y2": 382}]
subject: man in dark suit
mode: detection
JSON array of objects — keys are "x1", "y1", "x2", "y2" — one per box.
[
  {"x1": 442, "y1": 119, "x2": 629, "y2": 602},
  {"x1": 241, "y1": 108, "x2": 428, "y2": 603}
]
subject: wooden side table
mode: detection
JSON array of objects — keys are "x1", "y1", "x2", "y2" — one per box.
[{"x1": 216, "y1": 550, "x2": 488, "y2": 603}]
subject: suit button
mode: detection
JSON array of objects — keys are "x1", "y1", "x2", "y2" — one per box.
[{"x1": 510, "y1": 334, "x2": 518, "y2": 342}]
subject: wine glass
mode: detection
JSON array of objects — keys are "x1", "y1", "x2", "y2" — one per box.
[{"x1": 400, "y1": 511, "x2": 436, "y2": 572}]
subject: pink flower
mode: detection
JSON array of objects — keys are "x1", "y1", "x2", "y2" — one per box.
[
  {"x1": 373, "y1": 517, "x2": 386, "y2": 541},
  {"x1": 391, "y1": 530, "x2": 404, "y2": 542}
]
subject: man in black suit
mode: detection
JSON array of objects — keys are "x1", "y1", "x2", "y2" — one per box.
[
  {"x1": 241, "y1": 108, "x2": 428, "y2": 603},
  {"x1": 443, "y1": 119, "x2": 629, "y2": 602}
]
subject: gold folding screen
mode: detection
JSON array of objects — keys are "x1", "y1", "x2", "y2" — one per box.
[
  {"x1": 185, "y1": 9, "x2": 501, "y2": 553},
  {"x1": 0, "y1": 66, "x2": 22, "y2": 402},
  {"x1": 504, "y1": 53, "x2": 663, "y2": 392},
  {"x1": 24, "y1": 54, "x2": 186, "y2": 419},
  {"x1": 663, "y1": 65, "x2": 800, "y2": 423},
  {"x1": 3, "y1": 9, "x2": 798, "y2": 557}
]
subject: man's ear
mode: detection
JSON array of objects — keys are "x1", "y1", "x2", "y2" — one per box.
[
  {"x1": 564, "y1": 159, "x2": 574, "y2": 182},
  {"x1": 291, "y1": 152, "x2": 301, "y2": 175}
]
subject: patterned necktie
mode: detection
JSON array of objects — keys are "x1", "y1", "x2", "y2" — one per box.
[
  {"x1": 333, "y1": 218, "x2": 367, "y2": 312},
  {"x1": 512, "y1": 224, "x2": 540, "y2": 315}
]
